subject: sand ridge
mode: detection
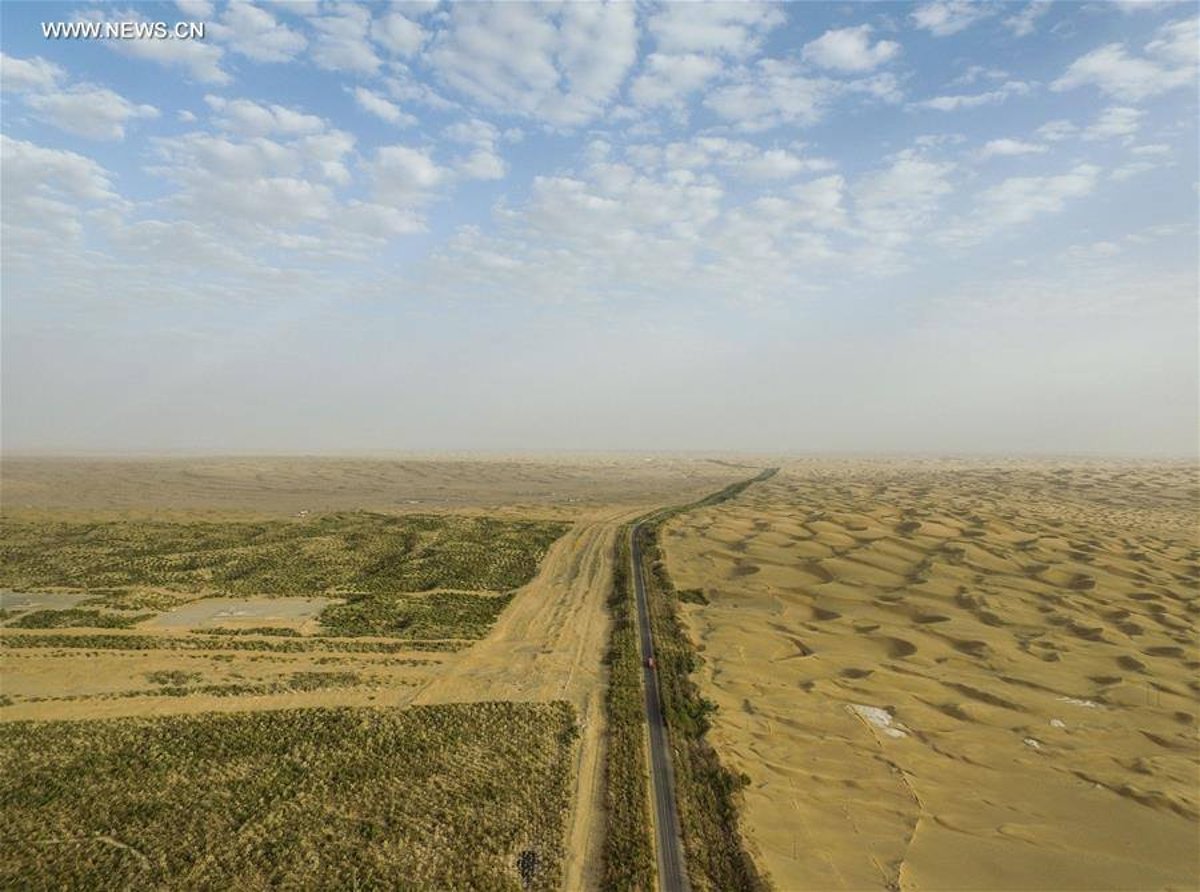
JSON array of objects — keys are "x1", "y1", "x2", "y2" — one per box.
[{"x1": 662, "y1": 460, "x2": 1199, "y2": 891}]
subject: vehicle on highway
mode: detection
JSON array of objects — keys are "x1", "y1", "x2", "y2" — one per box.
[{"x1": 645, "y1": 656, "x2": 655, "y2": 669}]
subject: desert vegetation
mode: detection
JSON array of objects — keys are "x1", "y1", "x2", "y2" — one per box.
[
  {"x1": 0, "y1": 512, "x2": 568, "y2": 596},
  {"x1": 600, "y1": 531, "x2": 655, "y2": 892},
  {"x1": 319, "y1": 590, "x2": 512, "y2": 638},
  {"x1": 0, "y1": 702, "x2": 577, "y2": 890},
  {"x1": 9, "y1": 609, "x2": 153, "y2": 629},
  {"x1": 0, "y1": 455, "x2": 756, "y2": 888},
  {"x1": 0, "y1": 632, "x2": 462, "y2": 654}
]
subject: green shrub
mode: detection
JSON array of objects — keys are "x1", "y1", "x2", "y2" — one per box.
[
  {"x1": 0, "y1": 702, "x2": 577, "y2": 890},
  {"x1": 0, "y1": 632, "x2": 464, "y2": 654},
  {"x1": 0, "y1": 512, "x2": 569, "y2": 596},
  {"x1": 319, "y1": 592, "x2": 512, "y2": 639},
  {"x1": 9, "y1": 609, "x2": 153, "y2": 630},
  {"x1": 601, "y1": 532, "x2": 655, "y2": 892}
]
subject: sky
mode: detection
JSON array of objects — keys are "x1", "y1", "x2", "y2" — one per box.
[{"x1": 1, "y1": 0, "x2": 1196, "y2": 456}]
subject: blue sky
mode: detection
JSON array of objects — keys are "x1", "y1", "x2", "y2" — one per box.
[{"x1": 1, "y1": 0, "x2": 1196, "y2": 454}]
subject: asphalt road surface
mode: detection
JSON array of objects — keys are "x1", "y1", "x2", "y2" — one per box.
[{"x1": 630, "y1": 522, "x2": 691, "y2": 892}]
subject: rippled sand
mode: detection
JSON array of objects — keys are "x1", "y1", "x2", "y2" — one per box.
[{"x1": 663, "y1": 460, "x2": 1198, "y2": 891}]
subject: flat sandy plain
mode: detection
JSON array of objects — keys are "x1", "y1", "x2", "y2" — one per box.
[
  {"x1": 0, "y1": 454, "x2": 747, "y2": 890},
  {"x1": 663, "y1": 459, "x2": 1199, "y2": 891}
]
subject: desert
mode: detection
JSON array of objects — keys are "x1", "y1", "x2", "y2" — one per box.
[{"x1": 661, "y1": 460, "x2": 1198, "y2": 890}]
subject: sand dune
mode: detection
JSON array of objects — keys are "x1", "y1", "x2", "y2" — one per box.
[
  {"x1": 0, "y1": 454, "x2": 748, "y2": 519},
  {"x1": 663, "y1": 460, "x2": 1198, "y2": 891}
]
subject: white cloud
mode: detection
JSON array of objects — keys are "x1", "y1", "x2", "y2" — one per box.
[
  {"x1": 626, "y1": 137, "x2": 834, "y2": 180},
  {"x1": 1110, "y1": 161, "x2": 1160, "y2": 181},
  {"x1": 428, "y1": 2, "x2": 636, "y2": 126},
  {"x1": 373, "y1": 11, "x2": 425, "y2": 56},
  {"x1": 1054, "y1": 45, "x2": 1176, "y2": 100},
  {"x1": 152, "y1": 132, "x2": 303, "y2": 181},
  {"x1": 942, "y1": 163, "x2": 1101, "y2": 245},
  {"x1": 205, "y1": 96, "x2": 325, "y2": 138},
  {"x1": 298, "y1": 130, "x2": 356, "y2": 184},
  {"x1": 335, "y1": 201, "x2": 425, "y2": 238},
  {"x1": 146, "y1": 118, "x2": 358, "y2": 245},
  {"x1": 0, "y1": 53, "x2": 65, "y2": 92},
  {"x1": 802, "y1": 26, "x2": 901, "y2": 73},
  {"x1": 911, "y1": 1, "x2": 992, "y2": 36},
  {"x1": 1, "y1": 135, "x2": 117, "y2": 243},
  {"x1": 1083, "y1": 106, "x2": 1142, "y2": 141},
  {"x1": 951, "y1": 65, "x2": 1007, "y2": 87},
  {"x1": 848, "y1": 72, "x2": 905, "y2": 104},
  {"x1": 384, "y1": 70, "x2": 460, "y2": 112},
  {"x1": 3, "y1": 50, "x2": 160, "y2": 142},
  {"x1": 352, "y1": 86, "x2": 416, "y2": 126},
  {"x1": 704, "y1": 60, "x2": 835, "y2": 130},
  {"x1": 1053, "y1": 16, "x2": 1198, "y2": 100},
  {"x1": 176, "y1": 0, "x2": 214, "y2": 17},
  {"x1": 92, "y1": 10, "x2": 229, "y2": 84},
  {"x1": 311, "y1": 5, "x2": 381, "y2": 75},
  {"x1": 1005, "y1": 1, "x2": 1052, "y2": 37},
  {"x1": 150, "y1": 131, "x2": 338, "y2": 234},
  {"x1": 1, "y1": 135, "x2": 115, "y2": 203},
  {"x1": 1036, "y1": 119, "x2": 1078, "y2": 141},
  {"x1": 739, "y1": 147, "x2": 834, "y2": 179},
  {"x1": 370, "y1": 144, "x2": 447, "y2": 204},
  {"x1": 1144, "y1": 14, "x2": 1199, "y2": 65},
  {"x1": 913, "y1": 133, "x2": 968, "y2": 149},
  {"x1": 444, "y1": 118, "x2": 500, "y2": 147},
  {"x1": 915, "y1": 80, "x2": 1032, "y2": 111},
  {"x1": 428, "y1": 161, "x2": 731, "y2": 304},
  {"x1": 1063, "y1": 240, "x2": 1122, "y2": 260},
  {"x1": 854, "y1": 151, "x2": 955, "y2": 247},
  {"x1": 210, "y1": 3, "x2": 307, "y2": 63},
  {"x1": 1111, "y1": 0, "x2": 1193, "y2": 12},
  {"x1": 26, "y1": 85, "x2": 158, "y2": 141},
  {"x1": 789, "y1": 175, "x2": 849, "y2": 228},
  {"x1": 977, "y1": 138, "x2": 1047, "y2": 159},
  {"x1": 630, "y1": 53, "x2": 723, "y2": 108},
  {"x1": 444, "y1": 118, "x2": 506, "y2": 180},
  {"x1": 456, "y1": 149, "x2": 506, "y2": 181},
  {"x1": 646, "y1": 2, "x2": 785, "y2": 58},
  {"x1": 1131, "y1": 143, "x2": 1172, "y2": 156}
]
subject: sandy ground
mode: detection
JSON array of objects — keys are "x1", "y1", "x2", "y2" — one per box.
[
  {"x1": 145, "y1": 596, "x2": 339, "y2": 631},
  {"x1": 1, "y1": 454, "x2": 753, "y2": 519},
  {"x1": 1, "y1": 455, "x2": 750, "y2": 891},
  {"x1": 0, "y1": 636, "x2": 443, "y2": 721},
  {"x1": 0, "y1": 592, "x2": 90, "y2": 611},
  {"x1": 662, "y1": 460, "x2": 1198, "y2": 891}
]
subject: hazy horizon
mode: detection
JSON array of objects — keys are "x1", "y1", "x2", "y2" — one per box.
[{"x1": 3, "y1": 1, "x2": 1197, "y2": 457}]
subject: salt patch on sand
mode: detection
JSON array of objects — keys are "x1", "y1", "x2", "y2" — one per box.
[{"x1": 848, "y1": 704, "x2": 908, "y2": 739}]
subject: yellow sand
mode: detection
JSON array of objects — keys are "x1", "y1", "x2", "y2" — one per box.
[{"x1": 663, "y1": 460, "x2": 1199, "y2": 891}]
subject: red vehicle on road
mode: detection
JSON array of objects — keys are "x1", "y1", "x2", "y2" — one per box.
[{"x1": 645, "y1": 656, "x2": 655, "y2": 669}]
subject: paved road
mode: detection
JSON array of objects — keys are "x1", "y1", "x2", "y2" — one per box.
[{"x1": 630, "y1": 522, "x2": 691, "y2": 892}]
